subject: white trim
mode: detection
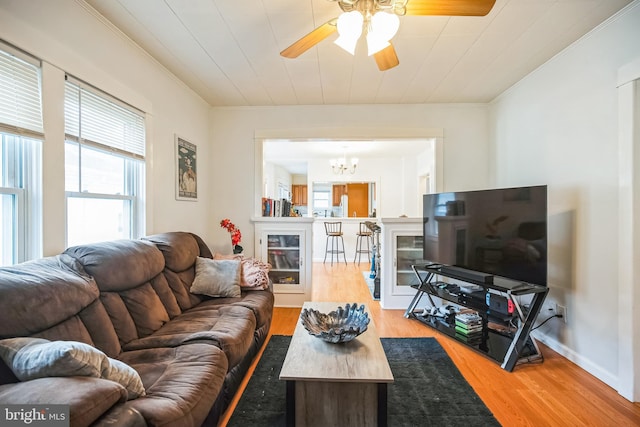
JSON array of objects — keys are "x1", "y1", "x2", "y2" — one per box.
[
  {"x1": 0, "y1": 187, "x2": 23, "y2": 264},
  {"x1": 65, "y1": 191, "x2": 135, "y2": 201},
  {"x1": 617, "y1": 56, "x2": 640, "y2": 401},
  {"x1": 0, "y1": 124, "x2": 43, "y2": 141},
  {"x1": 255, "y1": 127, "x2": 445, "y2": 140},
  {"x1": 618, "y1": 57, "x2": 640, "y2": 88},
  {"x1": 0, "y1": 39, "x2": 40, "y2": 67},
  {"x1": 532, "y1": 331, "x2": 618, "y2": 390},
  {"x1": 254, "y1": 127, "x2": 446, "y2": 218}
]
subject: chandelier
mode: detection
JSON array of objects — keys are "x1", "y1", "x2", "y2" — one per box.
[
  {"x1": 333, "y1": 0, "x2": 404, "y2": 56},
  {"x1": 330, "y1": 156, "x2": 359, "y2": 174}
]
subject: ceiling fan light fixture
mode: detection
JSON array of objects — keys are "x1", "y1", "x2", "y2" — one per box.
[
  {"x1": 367, "y1": 11, "x2": 399, "y2": 56},
  {"x1": 334, "y1": 11, "x2": 364, "y2": 55}
]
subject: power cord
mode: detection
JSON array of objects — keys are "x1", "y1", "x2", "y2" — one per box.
[{"x1": 531, "y1": 313, "x2": 563, "y2": 331}]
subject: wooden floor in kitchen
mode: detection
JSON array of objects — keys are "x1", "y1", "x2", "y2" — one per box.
[{"x1": 219, "y1": 262, "x2": 640, "y2": 426}]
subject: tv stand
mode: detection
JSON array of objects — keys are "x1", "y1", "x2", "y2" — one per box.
[{"x1": 404, "y1": 264, "x2": 548, "y2": 371}]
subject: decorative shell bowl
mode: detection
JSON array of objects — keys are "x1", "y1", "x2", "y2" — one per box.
[{"x1": 300, "y1": 303, "x2": 370, "y2": 344}]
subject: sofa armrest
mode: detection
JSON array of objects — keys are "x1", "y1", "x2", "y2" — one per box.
[
  {"x1": 91, "y1": 405, "x2": 146, "y2": 427},
  {"x1": 0, "y1": 377, "x2": 128, "y2": 427}
]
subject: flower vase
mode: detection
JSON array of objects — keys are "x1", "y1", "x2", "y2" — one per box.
[{"x1": 233, "y1": 245, "x2": 243, "y2": 254}]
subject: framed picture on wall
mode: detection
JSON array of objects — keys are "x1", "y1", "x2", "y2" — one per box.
[{"x1": 175, "y1": 135, "x2": 197, "y2": 201}]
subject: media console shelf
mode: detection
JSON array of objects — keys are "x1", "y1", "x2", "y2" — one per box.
[{"x1": 404, "y1": 264, "x2": 549, "y2": 371}]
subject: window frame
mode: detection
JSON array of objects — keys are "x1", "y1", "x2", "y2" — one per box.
[
  {"x1": 0, "y1": 187, "x2": 24, "y2": 264},
  {"x1": 313, "y1": 190, "x2": 330, "y2": 209},
  {"x1": 0, "y1": 40, "x2": 43, "y2": 266},
  {"x1": 0, "y1": 132, "x2": 42, "y2": 265},
  {"x1": 64, "y1": 77, "x2": 146, "y2": 247}
]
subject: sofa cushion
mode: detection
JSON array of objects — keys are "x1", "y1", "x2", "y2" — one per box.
[
  {"x1": 64, "y1": 239, "x2": 165, "y2": 292},
  {"x1": 97, "y1": 283, "x2": 171, "y2": 348},
  {"x1": 0, "y1": 254, "x2": 98, "y2": 338},
  {"x1": 120, "y1": 283, "x2": 171, "y2": 337},
  {"x1": 0, "y1": 338, "x2": 145, "y2": 399},
  {"x1": 77, "y1": 299, "x2": 123, "y2": 358},
  {"x1": 190, "y1": 257, "x2": 241, "y2": 298},
  {"x1": 198, "y1": 291, "x2": 275, "y2": 331},
  {"x1": 123, "y1": 305, "x2": 256, "y2": 369},
  {"x1": 0, "y1": 377, "x2": 128, "y2": 427},
  {"x1": 26, "y1": 299, "x2": 123, "y2": 359},
  {"x1": 143, "y1": 232, "x2": 201, "y2": 272},
  {"x1": 149, "y1": 273, "x2": 182, "y2": 319},
  {"x1": 100, "y1": 293, "x2": 140, "y2": 347},
  {"x1": 144, "y1": 232, "x2": 205, "y2": 311},
  {"x1": 160, "y1": 269, "x2": 202, "y2": 312},
  {"x1": 64, "y1": 240, "x2": 182, "y2": 346},
  {"x1": 118, "y1": 343, "x2": 227, "y2": 427}
]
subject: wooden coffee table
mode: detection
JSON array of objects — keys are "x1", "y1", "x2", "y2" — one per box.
[{"x1": 279, "y1": 302, "x2": 394, "y2": 427}]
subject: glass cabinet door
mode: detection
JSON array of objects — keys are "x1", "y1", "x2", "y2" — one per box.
[
  {"x1": 396, "y1": 235, "x2": 424, "y2": 287},
  {"x1": 266, "y1": 233, "x2": 301, "y2": 286}
]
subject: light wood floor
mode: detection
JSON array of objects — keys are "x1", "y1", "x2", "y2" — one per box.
[{"x1": 219, "y1": 262, "x2": 640, "y2": 426}]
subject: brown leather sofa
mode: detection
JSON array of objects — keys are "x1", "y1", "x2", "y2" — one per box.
[{"x1": 0, "y1": 232, "x2": 274, "y2": 427}]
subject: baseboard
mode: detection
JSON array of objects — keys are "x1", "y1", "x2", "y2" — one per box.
[{"x1": 531, "y1": 330, "x2": 620, "y2": 396}]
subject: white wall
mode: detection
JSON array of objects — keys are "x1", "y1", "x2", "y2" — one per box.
[
  {"x1": 211, "y1": 104, "x2": 490, "y2": 257},
  {"x1": 0, "y1": 0, "x2": 213, "y2": 253},
  {"x1": 490, "y1": 1, "x2": 640, "y2": 396},
  {"x1": 263, "y1": 163, "x2": 292, "y2": 200},
  {"x1": 306, "y1": 153, "x2": 422, "y2": 218}
]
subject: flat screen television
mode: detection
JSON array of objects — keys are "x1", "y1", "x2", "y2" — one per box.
[{"x1": 423, "y1": 185, "x2": 547, "y2": 286}]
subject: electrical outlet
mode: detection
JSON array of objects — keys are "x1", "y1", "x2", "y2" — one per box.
[{"x1": 556, "y1": 304, "x2": 567, "y2": 323}]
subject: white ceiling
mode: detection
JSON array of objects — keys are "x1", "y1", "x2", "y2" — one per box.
[{"x1": 85, "y1": 0, "x2": 633, "y2": 107}]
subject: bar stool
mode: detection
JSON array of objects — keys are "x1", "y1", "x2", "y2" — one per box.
[
  {"x1": 323, "y1": 221, "x2": 347, "y2": 265},
  {"x1": 354, "y1": 222, "x2": 373, "y2": 264}
]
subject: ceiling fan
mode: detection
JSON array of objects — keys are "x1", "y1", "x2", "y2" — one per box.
[{"x1": 280, "y1": 0, "x2": 496, "y2": 71}]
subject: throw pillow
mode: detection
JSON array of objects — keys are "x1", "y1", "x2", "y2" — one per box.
[
  {"x1": 0, "y1": 337, "x2": 145, "y2": 399},
  {"x1": 239, "y1": 257, "x2": 271, "y2": 290},
  {"x1": 213, "y1": 253, "x2": 271, "y2": 290},
  {"x1": 191, "y1": 257, "x2": 241, "y2": 298},
  {"x1": 102, "y1": 357, "x2": 146, "y2": 399}
]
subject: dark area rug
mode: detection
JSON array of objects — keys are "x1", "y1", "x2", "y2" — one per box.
[{"x1": 228, "y1": 335, "x2": 501, "y2": 426}]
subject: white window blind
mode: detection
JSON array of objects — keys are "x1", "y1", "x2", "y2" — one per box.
[
  {"x1": 0, "y1": 41, "x2": 43, "y2": 138},
  {"x1": 65, "y1": 77, "x2": 145, "y2": 159}
]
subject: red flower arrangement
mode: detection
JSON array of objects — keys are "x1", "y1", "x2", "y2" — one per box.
[{"x1": 220, "y1": 218, "x2": 242, "y2": 253}]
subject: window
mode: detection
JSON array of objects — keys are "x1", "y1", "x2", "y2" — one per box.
[
  {"x1": 64, "y1": 77, "x2": 145, "y2": 247},
  {"x1": 0, "y1": 42, "x2": 43, "y2": 266},
  {"x1": 313, "y1": 191, "x2": 330, "y2": 209}
]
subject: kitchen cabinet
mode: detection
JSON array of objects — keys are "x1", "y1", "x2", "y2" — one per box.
[
  {"x1": 291, "y1": 185, "x2": 307, "y2": 206},
  {"x1": 332, "y1": 184, "x2": 347, "y2": 206}
]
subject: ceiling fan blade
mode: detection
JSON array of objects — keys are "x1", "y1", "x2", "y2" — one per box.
[
  {"x1": 374, "y1": 44, "x2": 399, "y2": 71},
  {"x1": 405, "y1": 0, "x2": 496, "y2": 16},
  {"x1": 280, "y1": 19, "x2": 338, "y2": 59}
]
